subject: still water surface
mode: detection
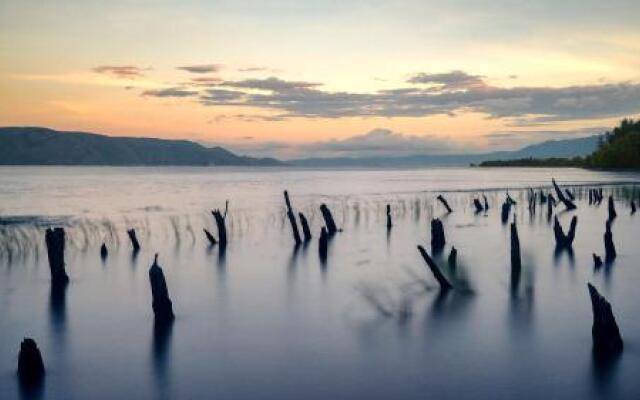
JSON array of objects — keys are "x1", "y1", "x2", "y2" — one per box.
[{"x1": 1, "y1": 167, "x2": 640, "y2": 400}]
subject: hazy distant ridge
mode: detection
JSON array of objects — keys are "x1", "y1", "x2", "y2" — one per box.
[
  {"x1": 0, "y1": 127, "x2": 283, "y2": 166},
  {"x1": 291, "y1": 135, "x2": 600, "y2": 167}
]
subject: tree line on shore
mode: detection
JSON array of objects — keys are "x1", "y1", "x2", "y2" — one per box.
[{"x1": 479, "y1": 118, "x2": 640, "y2": 169}]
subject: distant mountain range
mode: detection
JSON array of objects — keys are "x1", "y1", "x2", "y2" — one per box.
[
  {"x1": 0, "y1": 126, "x2": 600, "y2": 167},
  {"x1": 0, "y1": 127, "x2": 282, "y2": 166},
  {"x1": 289, "y1": 135, "x2": 600, "y2": 167}
]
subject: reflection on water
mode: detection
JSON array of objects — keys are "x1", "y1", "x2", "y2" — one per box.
[
  {"x1": 0, "y1": 167, "x2": 640, "y2": 399},
  {"x1": 151, "y1": 321, "x2": 174, "y2": 399}
]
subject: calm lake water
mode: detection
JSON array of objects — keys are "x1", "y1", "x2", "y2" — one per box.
[{"x1": 1, "y1": 166, "x2": 640, "y2": 400}]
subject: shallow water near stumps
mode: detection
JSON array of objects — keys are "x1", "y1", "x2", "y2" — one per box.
[{"x1": 1, "y1": 166, "x2": 640, "y2": 400}]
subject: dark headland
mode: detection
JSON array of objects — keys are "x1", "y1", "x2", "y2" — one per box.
[{"x1": 0, "y1": 127, "x2": 283, "y2": 166}]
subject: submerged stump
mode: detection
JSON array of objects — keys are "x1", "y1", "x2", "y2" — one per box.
[
  {"x1": 45, "y1": 227, "x2": 69, "y2": 286},
  {"x1": 510, "y1": 222, "x2": 521, "y2": 292},
  {"x1": 299, "y1": 212, "x2": 312, "y2": 242},
  {"x1": 604, "y1": 220, "x2": 616, "y2": 263},
  {"x1": 127, "y1": 228, "x2": 141, "y2": 253},
  {"x1": 473, "y1": 198, "x2": 483, "y2": 214},
  {"x1": 448, "y1": 246, "x2": 457, "y2": 270},
  {"x1": 319, "y1": 227, "x2": 328, "y2": 263},
  {"x1": 417, "y1": 245, "x2": 452, "y2": 291},
  {"x1": 553, "y1": 216, "x2": 577, "y2": 249},
  {"x1": 552, "y1": 178, "x2": 577, "y2": 210},
  {"x1": 430, "y1": 218, "x2": 446, "y2": 254},
  {"x1": 203, "y1": 229, "x2": 217, "y2": 246},
  {"x1": 319, "y1": 204, "x2": 338, "y2": 236},
  {"x1": 149, "y1": 254, "x2": 175, "y2": 324},
  {"x1": 588, "y1": 283, "x2": 623, "y2": 358},
  {"x1": 100, "y1": 243, "x2": 108, "y2": 260},
  {"x1": 593, "y1": 253, "x2": 603, "y2": 269},
  {"x1": 284, "y1": 190, "x2": 302, "y2": 246},
  {"x1": 18, "y1": 338, "x2": 45, "y2": 386},
  {"x1": 436, "y1": 195, "x2": 453, "y2": 213},
  {"x1": 608, "y1": 195, "x2": 617, "y2": 221},
  {"x1": 212, "y1": 208, "x2": 228, "y2": 249}
]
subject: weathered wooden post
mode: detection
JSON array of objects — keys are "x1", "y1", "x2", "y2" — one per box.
[
  {"x1": 587, "y1": 283, "x2": 623, "y2": 358},
  {"x1": 299, "y1": 213, "x2": 312, "y2": 242},
  {"x1": 501, "y1": 201, "x2": 511, "y2": 224},
  {"x1": 18, "y1": 338, "x2": 45, "y2": 386},
  {"x1": 211, "y1": 207, "x2": 228, "y2": 249},
  {"x1": 552, "y1": 178, "x2": 577, "y2": 210},
  {"x1": 386, "y1": 204, "x2": 392, "y2": 230},
  {"x1": 284, "y1": 191, "x2": 302, "y2": 245},
  {"x1": 510, "y1": 222, "x2": 521, "y2": 292},
  {"x1": 436, "y1": 194, "x2": 453, "y2": 213},
  {"x1": 608, "y1": 195, "x2": 617, "y2": 221},
  {"x1": 319, "y1": 204, "x2": 338, "y2": 236},
  {"x1": 448, "y1": 246, "x2": 457, "y2": 270},
  {"x1": 319, "y1": 227, "x2": 328, "y2": 263},
  {"x1": 482, "y1": 194, "x2": 489, "y2": 211},
  {"x1": 604, "y1": 220, "x2": 616, "y2": 263},
  {"x1": 203, "y1": 229, "x2": 217, "y2": 246},
  {"x1": 553, "y1": 216, "x2": 577, "y2": 248},
  {"x1": 473, "y1": 198, "x2": 483, "y2": 214},
  {"x1": 430, "y1": 218, "x2": 446, "y2": 254},
  {"x1": 546, "y1": 196, "x2": 554, "y2": 221},
  {"x1": 417, "y1": 245, "x2": 452, "y2": 291},
  {"x1": 149, "y1": 254, "x2": 175, "y2": 324},
  {"x1": 593, "y1": 254, "x2": 603, "y2": 269},
  {"x1": 631, "y1": 200, "x2": 637, "y2": 215},
  {"x1": 127, "y1": 228, "x2": 141, "y2": 253},
  {"x1": 100, "y1": 243, "x2": 108, "y2": 259},
  {"x1": 45, "y1": 227, "x2": 69, "y2": 286}
]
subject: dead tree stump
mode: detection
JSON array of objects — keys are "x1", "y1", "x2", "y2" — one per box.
[
  {"x1": 604, "y1": 220, "x2": 616, "y2": 263},
  {"x1": 588, "y1": 283, "x2": 623, "y2": 358},
  {"x1": 430, "y1": 218, "x2": 446, "y2": 254},
  {"x1": 203, "y1": 229, "x2": 217, "y2": 246},
  {"x1": 127, "y1": 228, "x2": 141, "y2": 253},
  {"x1": 45, "y1": 228, "x2": 69, "y2": 286},
  {"x1": 552, "y1": 178, "x2": 577, "y2": 210},
  {"x1": 299, "y1": 213, "x2": 312, "y2": 241},
  {"x1": 436, "y1": 195, "x2": 453, "y2": 213},
  {"x1": 553, "y1": 216, "x2": 577, "y2": 248},
  {"x1": 149, "y1": 254, "x2": 175, "y2": 324},
  {"x1": 593, "y1": 254, "x2": 603, "y2": 269},
  {"x1": 284, "y1": 191, "x2": 302, "y2": 245},
  {"x1": 319, "y1": 204, "x2": 338, "y2": 236},
  {"x1": 386, "y1": 204, "x2": 392, "y2": 230},
  {"x1": 18, "y1": 338, "x2": 45, "y2": 386},
  {"x1": 211, "y1": 208, "x2": 228, "y2": 249},
  {"x1": 100, "y1": 243, "x2": 108, "y2": 259},
  {"x1": 319, "y1": 227, "x2": 328, "y2": 262},
  {"x1": 473, "y1": 198, "x2": 483, "y2": 214},
  {"x1": 510, "y1": 222, "x2": 521, "y2": 292},
  {"x1": 417, "y1": 245, "x2": 452, "y2": 291},
  {"x1": 608, "y1": 195, "x2": 617, "y2": 221},
  {"x1": 448, "y1": 246, "x2": 457, "y2": 270}
]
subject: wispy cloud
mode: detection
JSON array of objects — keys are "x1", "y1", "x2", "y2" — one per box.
[
  {"x1": 219, "y1": 77, "x2": 321, "y2": 91},
  {"x1": 177, "y1": 64, "x2": 222, "y2": 74},
  {"x1": 92, "y1": 65, "x2": 146, "y2": 79},
  {"x1": 142, "y1": 87, "x2": 198, "y2": 97},
  {"x1": 407, "y1": 70, "x2": 488, "y2": 91}
]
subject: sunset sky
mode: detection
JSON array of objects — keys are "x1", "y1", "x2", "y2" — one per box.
[{"x1": 1, "y1": 0, "x2": 640, "y2": 159}]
